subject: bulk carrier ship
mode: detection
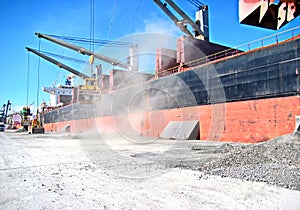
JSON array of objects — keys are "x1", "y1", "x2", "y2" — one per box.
[{"x1": 27, "y1": 0, "x2": 300, "y2": 143}]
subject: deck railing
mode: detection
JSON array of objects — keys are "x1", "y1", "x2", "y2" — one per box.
[{"x1": 157, "y1": 26, "x2": 300, "y2": 77}]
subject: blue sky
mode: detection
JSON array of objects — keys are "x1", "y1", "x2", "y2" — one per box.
[{"x1": 0, "y1": 0, "x2": 299, "y2": 112}]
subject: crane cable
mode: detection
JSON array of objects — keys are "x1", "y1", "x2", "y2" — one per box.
[
  {"x1": 37, "y1": 39, "x2": 41, "y2": 116},
  {"x1": 90, "y1": 0, "x2": 95, "y2": 76},
  {"x1": 28, "y1": 48, "x2": 102, "y2": 67},
  {"x1": 46, "y1": 34, "x2": 134, "y2": 47},
  {"x1": 42, "y1": 50, "x2": 93, "y2": 64},
  {"x1": 26, "y1": 52, "x2": 30, "y2": 108},
  {"x1": 187, "y1": 0, "x2": 204, "y2": 8},
  {"x1": 107, "y1": 0, "x2": 117, "y2": 38},
  {"x1": 191, "y1": 0, "x2": 204, "y2": 6},
  {"x1": 90, "y1": 0, "x2": 95, "y2": 54},
  {"x1": 131, "y1": 0, "x2": 143, "y2": 23}
]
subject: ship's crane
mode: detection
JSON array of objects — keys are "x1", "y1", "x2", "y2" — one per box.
[
  {"x1": 153, "y1": 0, "x2": 209, "y2": 40},
  {"x1": 51, "y1": 72, "x2": 64, "y2": 88},
  {"x1": 0, "y1": 100, "x2": 11, "y2": 123},
  {"x1": 26, "y1": 47, "x2": 100, "y2": 91},
  {"x1": 26, "y1": 47, "x2": 90, "y2": 79},
  {"x1": 35, "y1": 33, "x2": 138, "y2": 71}
]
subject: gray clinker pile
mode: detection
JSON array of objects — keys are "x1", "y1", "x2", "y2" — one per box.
[
  {"x1": 181, "y1": 135, "x2": 300, "y2": 190},
  {"x1": 192, "y1": 134, "x2": 300, "y2": 190}
]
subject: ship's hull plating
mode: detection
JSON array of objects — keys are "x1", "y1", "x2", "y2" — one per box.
[{"x1": 42, "y1": 37, "x2": 300, "y2": 143}]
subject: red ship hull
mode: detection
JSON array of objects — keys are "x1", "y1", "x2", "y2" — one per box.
[{"x1": 43, "y1": 95, "x2": 300, "y2": 143}]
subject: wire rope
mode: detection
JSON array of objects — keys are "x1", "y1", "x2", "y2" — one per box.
[
  {"x1": 29, "y1": 48, "x2": 102, "y2": 67},
  {"x1": 131, "y1": 0, "x2": 143, "y2": 23},
  {"x1": 187, "y1": 0, "x2": 204, "y2": 8},
  {"x1": 107, "y1": 0, "x2": 117, "y2": 38},
  {"x1": 26, "y1": 52, "x2": 30, "y2": 107},
  {"x1": 90, "y1": 0, "x2": 95, "y2": 77},
  {"x1": 37, "y1": 39, "x2": 41, "y2": 114},
  {"x1": 90, "y1": 0, "x2": 95, "y2": 53},
  {"x1": 46, "y1": 34, "x2": 134, "y2": 48}
]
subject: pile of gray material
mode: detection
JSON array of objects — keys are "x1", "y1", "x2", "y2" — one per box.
[{"x1": 195, "y1": 135, "x2": 300, "y2": 190}]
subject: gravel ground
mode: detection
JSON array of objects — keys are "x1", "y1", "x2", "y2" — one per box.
[
  {"x1": 178, "y1": 134, "x2": 300, "y2": 190},
  {"x1": 1, "y1": 131, "x2": 299, "y2": 209}
]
